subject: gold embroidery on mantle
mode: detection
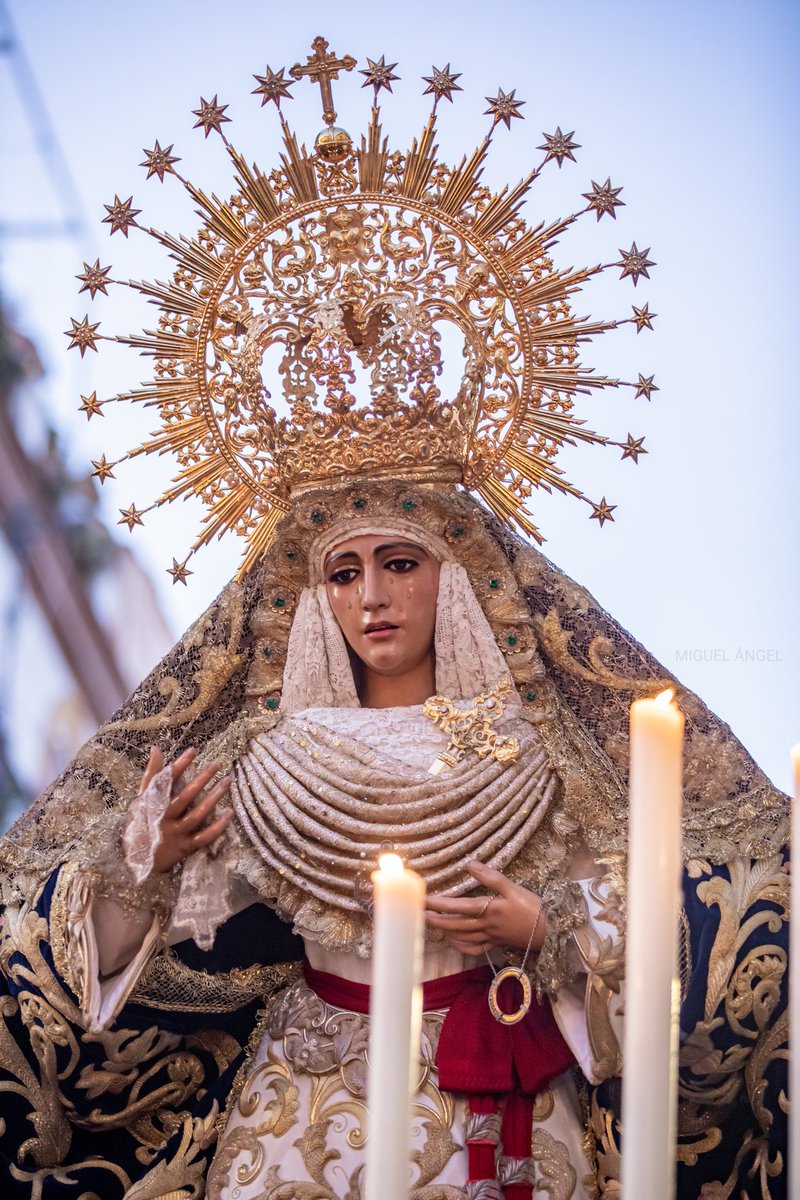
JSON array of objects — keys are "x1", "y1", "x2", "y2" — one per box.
[
  {"x1": 105, "y1": 587, "x2": 247, "y2": 733},
  {"x1": 123, "y1": 1103, "x2": 219, "y2": 1200},
  {"x1": 673, "y1": 854, "x2": 788, "y2": 1193},
  {"x1": 533, "y1": 607, "x2": 673, "y2": 696},
  {"x1": 589, "y1": 1093, "x2": 621, "y2": 1198}
]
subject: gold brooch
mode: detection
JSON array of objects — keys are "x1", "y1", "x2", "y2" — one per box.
[{"x1": 424, "y1": 677, "x2": 520, "y2": 774}]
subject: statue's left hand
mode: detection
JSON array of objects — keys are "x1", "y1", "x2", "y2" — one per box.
[{"x1": 425, "y1": 861, "x2": 546, "y2": 956}]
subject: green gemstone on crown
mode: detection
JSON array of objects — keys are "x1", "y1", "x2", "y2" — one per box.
[
  {"x1": 265, "y1": 696, "x2": 279, "y2": 710},
  {"x1": 506, "y1": 634, "x2": 518, "y2": 646}
]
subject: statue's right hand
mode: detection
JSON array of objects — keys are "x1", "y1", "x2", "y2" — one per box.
[{"x1": 139, "y1": 746, "x2": 233, "y2": 874}]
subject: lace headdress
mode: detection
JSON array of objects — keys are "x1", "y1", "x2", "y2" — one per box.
[{"x1": 280, "y1": 515, "x2": 511, "y2": 710}]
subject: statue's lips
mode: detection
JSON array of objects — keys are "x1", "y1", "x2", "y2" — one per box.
[{"x1": 363, "y1": 623, "x2": 399, "y2": 639}]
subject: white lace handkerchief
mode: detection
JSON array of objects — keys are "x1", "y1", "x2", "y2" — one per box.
[{"x1": 122, "y1": 763, "x2": 172, "y2": 884}]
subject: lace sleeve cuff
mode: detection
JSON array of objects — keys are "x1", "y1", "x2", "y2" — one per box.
[
  {"x1": 548, "y1": 876, "x2": 626, "y2": 1083},
  {"x1": 524, "y1": 875, "x2": 587, "y2": 999},
  {"x1": 168, "y1": 818, "x2": 244, "y2": 951},
  {"x1": 51, "y1": 858, "x2": 168, "y2": 1033},
  {"x1": 85, "y1": 808, "x2": 180, "y2": 917},
  {"x1": 49, "y1": 789, "x2": 180, "y2": 1031}
]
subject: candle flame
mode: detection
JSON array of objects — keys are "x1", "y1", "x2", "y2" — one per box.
[
  {"x1": 378, "y1": 852, "x2": 405, "y2": 877},
  {"x1": 653, "y1": 688, "x2": 676, "y2": 709}
]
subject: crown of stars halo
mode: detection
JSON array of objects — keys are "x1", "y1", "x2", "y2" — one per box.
[{"x1": 67, "y1": 36, "x2": 659, "y2": 583}]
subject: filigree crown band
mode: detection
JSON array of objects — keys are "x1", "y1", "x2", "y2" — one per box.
[{"x1": 66, "y1": 35, "x2": 658, "y2": 582}]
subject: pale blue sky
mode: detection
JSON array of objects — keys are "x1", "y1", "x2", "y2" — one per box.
[{"x1": 1, "y1": 0, "x2": 798, "y2": 788}]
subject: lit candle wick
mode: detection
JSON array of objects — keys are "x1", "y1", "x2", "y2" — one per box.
[{"x1": 378, "y1": 852, "x2": 405, "y2": 876}]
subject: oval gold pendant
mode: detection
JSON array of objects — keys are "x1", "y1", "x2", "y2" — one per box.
[{"x1": 487, "y1": 966, "x2": 532, "y2": 1025}]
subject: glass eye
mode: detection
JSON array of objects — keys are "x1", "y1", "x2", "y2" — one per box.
[{"x1": 328, "y1": 566, "x2": 359, "y2": 585}]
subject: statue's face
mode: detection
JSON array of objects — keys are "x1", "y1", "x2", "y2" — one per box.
[{"x1": 324, "y1": 534, "x2": 440, "y2": 680}]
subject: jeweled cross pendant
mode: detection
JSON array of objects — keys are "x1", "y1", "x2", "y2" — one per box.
[{"x1": 423, "y1": 677, "x2": 520, "y2": 775}]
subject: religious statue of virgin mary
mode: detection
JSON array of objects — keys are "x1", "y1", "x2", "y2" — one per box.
[{"x1": 0, "y1": 38, "x2": 790, "y2": 1199}]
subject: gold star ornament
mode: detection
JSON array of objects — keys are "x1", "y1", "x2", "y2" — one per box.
[
  {"x1": 168, "y1": 557, "x2": 193, "y2": 585},
  {"x1": 590, "y1": 497, "x2": 616, "y2": 525},
  {"x1": 64, "y1": 315, "x2": 101, "y2": 356},
  {"x1": 118, "y1": 503, "x2": 145, "y2": 531},
  {"x1": 192, "y1": 95, "x2": 231, "y2": 138},
  {"x1": 620, "y1": 434, "x2": 647, "y2": 462},
  {"x1": 360, "y1": 56, "x2": 400, "y2": 100},
  {"x1": 537, "y1": 127, "x2": 580, "y2": 167},
  {"x1": 90, "y1": 454, "x2": 115, "y2": 483},
  {"x1": 422, "y1": 64, "x2": 462, "y2": 105},
  {"x1": 76, "y1": 259, "x2": 112, "y2": 298},
  {"x1": 631, "y1": 303, "x2": 656, "y2": 332},
  {"x1": 617, "y1": 242, "x2": 655, "y2": 286},
  {"x1": 102, "y1": 195, "x2": 141, "y2": 237},
  {"x1": 252, "y1": 66, "x2": 295, "y2": 109},
  {"x1": 78, "y1": 391, "x2": 104, "y2": 420},
  {"x1": 634, "y1": 373, "x2": 659, "y2": 400},
  {"x1": 140, "y1": 141, "x2": 181, "y2": 182},
  {"x1": 582, "y1": 178, "x2": 625, "y2": 221},
  {"x1": 485, "y1": 88, "x2": 525, "y2": 129}
]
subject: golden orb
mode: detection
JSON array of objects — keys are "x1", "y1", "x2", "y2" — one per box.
[{"x1": 315, "y1": 126, "x2": 353, "y2": 163}]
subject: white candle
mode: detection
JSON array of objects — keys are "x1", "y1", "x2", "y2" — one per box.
[
  {"x1": 622, "y1": 689, "x2": 685, "y2": 1200},
  {"x1": 365, "y1": 853, "x2": 425, "y2": 1200},
  {"x1": 790, "y1": 745, "x2": 800, "y2": 1200}
]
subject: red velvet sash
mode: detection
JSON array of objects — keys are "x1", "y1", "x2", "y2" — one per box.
[{"x1": 302, "y1": 962, "x2": 575, "y2": 1198}]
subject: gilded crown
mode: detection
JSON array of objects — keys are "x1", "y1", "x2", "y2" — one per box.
[{"x1": 66, "y1": 36, "x2": 658, "y2": 581}]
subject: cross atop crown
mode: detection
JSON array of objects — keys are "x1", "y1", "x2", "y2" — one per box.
[{"x1": 290, "y1": 35, "x2": 357, "y2": 126}]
